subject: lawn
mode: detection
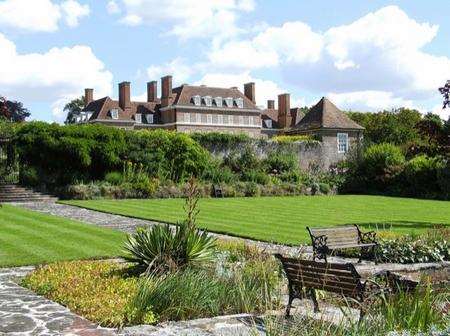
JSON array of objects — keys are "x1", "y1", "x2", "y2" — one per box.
[
  {"x1": 62, "y1": 195, "x2": 450, "y2": 245},
  {"x1": 0, "y1": 204, "x2": 125, "y2": 267}
]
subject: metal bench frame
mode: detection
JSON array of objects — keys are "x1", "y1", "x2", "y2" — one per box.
[
  {"x1": 274, "y1": 254, "x2": 382, "y2": 322},
  {"x1": 307, "y1": 225, "x2": 378, "y2": 263}
]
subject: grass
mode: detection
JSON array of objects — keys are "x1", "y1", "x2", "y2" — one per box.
[
  {"x1": 62, "y1": 195, "x2": 450, "y2": 245},
  {"x1": 0, "y1": 204, "x2": 125, "y2": 267}
]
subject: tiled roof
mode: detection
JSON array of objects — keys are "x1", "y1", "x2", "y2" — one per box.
[
  {"x1": 292, "y1": 97, "x2": 364, "y2": 131},
  {"x1": 83, "y1": 97, "x2": 157, "y2": 122},
  {"x1": 171, "y1": 85, "x2": 259, "y2": 110}
]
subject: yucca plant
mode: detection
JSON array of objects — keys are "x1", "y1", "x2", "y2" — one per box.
[{"x1": 123, "y1": 178, "x2": 216, "y2": 273}]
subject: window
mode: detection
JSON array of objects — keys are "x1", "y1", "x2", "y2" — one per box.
[
  {"x1": 146, "y1": 114, "x2": 154, "y2": 124},
  {"x1": 189, "y1": 113, "x2": 196, "y2": 123},
  {"x1": 214, "y1": 97, "x2": 223, "y2": 107},
  {"x1": 224, "y1": 97, "x2": 233, "y2": 107},
  {"x1": 264, "y1": 119, "x2": 272, "y2": 128},
  {"x1": 243, "y1": 116, "x2": 249, "y2": 125},
  {"x1": 110, "y1": 108, "x2": 119, "y2": 119},
  {"x1": 207, "y1": 114, "x2": 212, "y2": 124},
  {"x1": 192, "y1": 95, "x2": 201, "y2": 106},
  {"x1": 212, "y1": 114, "x2": 218, "y2": 124},
  {"x1": 135, "y1": 113, "x2": 142, "y2": 123},
  {"x1": 223, "y1": 115, "x2": 229, "y2": 124},
  {"x1": 238, "y1": 116, "x2": 244, "y2": 125},
  {"x1": 337, "y1": 133, "x2": 349, "y2": 153},
  {"x1": 217, "y1": 114, "x2": 223, "y2": 125},
  {"x1": 201, "y1": 113, "x2": 207, "y2": 123},
  {"x1": 235, "y1": 98, "x2": 244, "y2": 108},
  {"x1": 195, "y1": 113, "x2": 201, "y2": 123},
  {"x1": 203, "y1": 96, "x2": 212, "y2": 106}
]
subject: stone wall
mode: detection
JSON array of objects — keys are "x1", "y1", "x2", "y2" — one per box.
[{"x1": 201, "y1": 139, "x2": 343, "y2": 171}]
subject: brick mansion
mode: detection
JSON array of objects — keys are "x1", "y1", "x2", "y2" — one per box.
[{"x1": 75, "y1": 75, "x2": 363, "y2": 154}]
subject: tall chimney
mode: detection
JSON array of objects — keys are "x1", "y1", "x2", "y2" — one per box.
[
  {"x1": 147, "y1": 81, "x2": 157, "y2": 103},
  {"x1": 84, "y1": 88, "x2": 93, "y2": 107},
  {"x1": 161, "y1": 75, "x2": 173, "y2": 107},
  {"x1": 278, "y1": 93, "x2": 291, "y2": 128},
  {"x1": 119, "y1": 81, "x2": 131, "y2": 111},
  {"x1": 267, "y1": 100, "x2": 275, "y2": 109},
  {"x1": 244, "y1": 82, "x2": 255, "y2": 104}
]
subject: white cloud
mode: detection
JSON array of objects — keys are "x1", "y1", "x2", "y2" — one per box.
[
  {"x1": 0, "y1": 33, "x2": 112, "y2": 122},
  {"x1": 208, "y1": 21, "x2": 323, "y2": 70},
  {"x1": 195, "y1": 71, "x2": 306, "y2": 109},
  {"x1": 116, "y1": 0, "x2": 255, "y2": 40},
  {"x1": 146, "y1": 58, "x2": 196, "y2": 85},
  {"x1": 0, "y1": 0, "x2": 89, "y2": 32},
  {"x1": 106, "y1": 0, "x2": 120, "y2": 14},
  {"x1": 328, "y1": 91, "x2": 414, "y2": 112},
  {"x1": 60, "y1": 0, "x2": 90, "y2": 27}
]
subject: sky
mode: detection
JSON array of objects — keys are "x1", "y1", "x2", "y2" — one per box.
[{"x1": 0, "y1": 0, "x2": 449, "y2": 123}]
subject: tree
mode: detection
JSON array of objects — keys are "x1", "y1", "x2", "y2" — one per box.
[
  {"x1": 64, "y1": 96, "x2": 85, "y2": 124},
  {"x1": 439, "y1": 80, "x2": 450, "y2": 109},
  {"x1": 0, "y1": 96, "x2": 30, "y2": 122}
]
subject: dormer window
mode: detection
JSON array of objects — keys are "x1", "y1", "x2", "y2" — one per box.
[
  {"x1": 110, "y1": 108, "x2": 119, "y2": 119},
  {"x1": 146, "y1": 114, "x2": 154, "y2": 124},
  {"x1": 264, "y1": 119, "x2": 272, "y2": 128},
  {"x1": 135, "y1": 113, "x2": 142, "y2": 124},
  {"x1": 214, "y1": 97, "x2": 222, "y2": 107},
  {"x1": 235, "y1": 98, "x2": 244, "y2": 108},
  {"x1": 203, "y1": 96, "x2": 212, "y2": 106},
  {"x1": 224, "y1": 97, "x2": 233, "y2": 107},
  {"x1": 192, "y1": 95, "x2": 201, "y2": 106}
]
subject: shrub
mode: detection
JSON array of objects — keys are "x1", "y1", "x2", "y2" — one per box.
[
  {"x1": 263, "y1": 151, "x2": 299, "y2": 176},
  {"x1": 403, "y1": 155, "x2": 445, "y2": 197},
  {"x1": 19, "y1": 166, "x2": 40, "y2": 187},
  {"x1": 271, "y1": 135, "x2": 317, "y2": 143},
  {"x1": 223, "y1": 146, "x2": 260, "y2": 173},
  {"x1": 363, "y1": 143, "x2": 405, "y2": 178},
  {"x1": 21, "y1": 261, "x2": 156, "y2": 327},
  {"x1": 190, "y1": 132, "x2": 251, "y2": 149},
  {"x1": 201, "y1": 159, "x2": 237, "y2": 184},
  {"x1": 318, "y1": 182, "x2": 331, "y2": 194},
  {"x1": 241, "y1": 169, "x2": 270, "y2": 185},
  {"x1": 123, "y1": 180, "x2": 216, "y2": 273},
  {"x1": 105, "y1": 171, "x2": 123, "y2": 185}
]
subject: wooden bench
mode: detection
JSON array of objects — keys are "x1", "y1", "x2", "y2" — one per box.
[
  {"x1": 307, "y1": 225, "x2": 378, "y2": 263},
  {"x1": 212, "y1": 185, "x2": 224, "y2": 198},
  {"x1": 274, "y1": 254, "x2": 381, "y2": 321}
]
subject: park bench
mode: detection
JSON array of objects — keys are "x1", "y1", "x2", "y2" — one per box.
[
  {"x1": 274, "y1": 254, "x2": 382, "y2": 321},
  {"x1": 212, "y1": 185, "x2": 224, "y2": 198},
  {"x1": 307, "y1": 225, "x2": 377, "y2": 263}
]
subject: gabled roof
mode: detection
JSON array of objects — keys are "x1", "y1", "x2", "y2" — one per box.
[
  {"x1": 292, "y1": 97, "x2": 364, "y2": 131},
  {"x1": 83, "y1": 97, "x2": 158, "y2": 122},
  {"x1": 171, "y1": 85, "x2": 259, "y2": 110}
]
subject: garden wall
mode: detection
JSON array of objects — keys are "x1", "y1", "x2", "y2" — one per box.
[{"x1": 201, "y1": 140, "x2": 338, "y2": 171}]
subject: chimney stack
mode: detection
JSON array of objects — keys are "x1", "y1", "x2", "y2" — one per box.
[
  {"x1": 119, "y1": 81, "x2": 131, "y2": 111},
  {"x1": 147, "y1": 81, "x2": 157, "y2": 102},
  {"x1": 244, "y1": 82, "x2": 255, "y2": 104},
  {"x1": 84, "y1": 88, "x2": 93, "y2": 107},
  {"x1": 278, "y1": 93, "x2": 291, "y2": 128},
  {"x1": 161, "y1": 75, "x2": 173, "y2": 107},
  {"x1": 267, "y1": 100, "x2": 275, "y2": 109}
]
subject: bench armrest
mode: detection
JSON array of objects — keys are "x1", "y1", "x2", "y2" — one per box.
[
  {"x1": 310, "y1": 234, "x2": 328, "y2": 249},
  {"x1": 360, "y1": 230, "x2": 377, "y2": 244}
]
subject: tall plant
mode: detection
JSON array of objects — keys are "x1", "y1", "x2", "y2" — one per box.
[{"x1": 123, "y1": 178, "x2": 216, "y2": 273}]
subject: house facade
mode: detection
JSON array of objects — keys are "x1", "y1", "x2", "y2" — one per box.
[{"x1": 75, "y1": 76, "x2": 261, "y2": 137}]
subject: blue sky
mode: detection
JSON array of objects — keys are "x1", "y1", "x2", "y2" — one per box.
[{"x1": 0, "y1": 0, "x2": 449, "y2": 122}]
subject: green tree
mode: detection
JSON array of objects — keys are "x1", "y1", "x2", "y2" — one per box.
[{"x1": 64, "y1": 96, "x2": 85, "y2": 124}]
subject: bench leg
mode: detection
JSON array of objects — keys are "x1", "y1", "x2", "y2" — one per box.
[
  {"x1": 358, "y1": 306, "x2": 366, "y2": 323},
  {"x1": 285, "y1": 284, "x2": 294, "y2": 318},
  {"x1": 310, "y1": 289, "x2": 319, "y2": 313}
]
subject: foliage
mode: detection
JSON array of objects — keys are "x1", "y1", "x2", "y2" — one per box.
[
  {"x1": 190, "y1": 132, "x2": 251, "y2": 148},
  {"x1": 15, "y1": 123, "x2": 209, "y2": 187},
  {"x1": 132, "y1": 257, "x2": 280, "y2": 322},
  {"x1": 402, "y1": 155, "x2": 446, "y2": 197},
  {"x1": 439, "y1": 80, "x2": 450, "y2": 109},
  {"x1": 271, "y1": 134, "x2": 317, "y2": 143},
  {"x1": 64, "y1": 96, "x2": 85, "y2": 124},
  {"x1": 377, "y1": 228, "x2": 449, "y2": 263},
  {"x1": 105, "y1": 171, "x2": 123, "y2": 185},
  {"x1": 21, "y1": 261, "x2": 155, "y2": 327},
  {"x1": 378, "y1": 285, "x2": 448, "y2": 332},
  {"x1": 0, "y1": 96, "x2": 30, "y2": 122},
  {"x1": 123, "y1": 180, "x2": 216, "y2": 273}
]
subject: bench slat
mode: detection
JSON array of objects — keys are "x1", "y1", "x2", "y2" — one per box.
[
  {"x1": 284, "y1": 271, "x2": 359, "y2": 290},
  {"x1": 283, "y1": 266, "x2": 359, "y2": 284},
  {"x1": 289, "y1": 279, "x2": 359, "y2": 297},
  {"x1": 282, "y1": 263, "x2": 356, "y2": 278},
  {"x1": 278, "y1": 256, "x2": 354, "y2": 271}
]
